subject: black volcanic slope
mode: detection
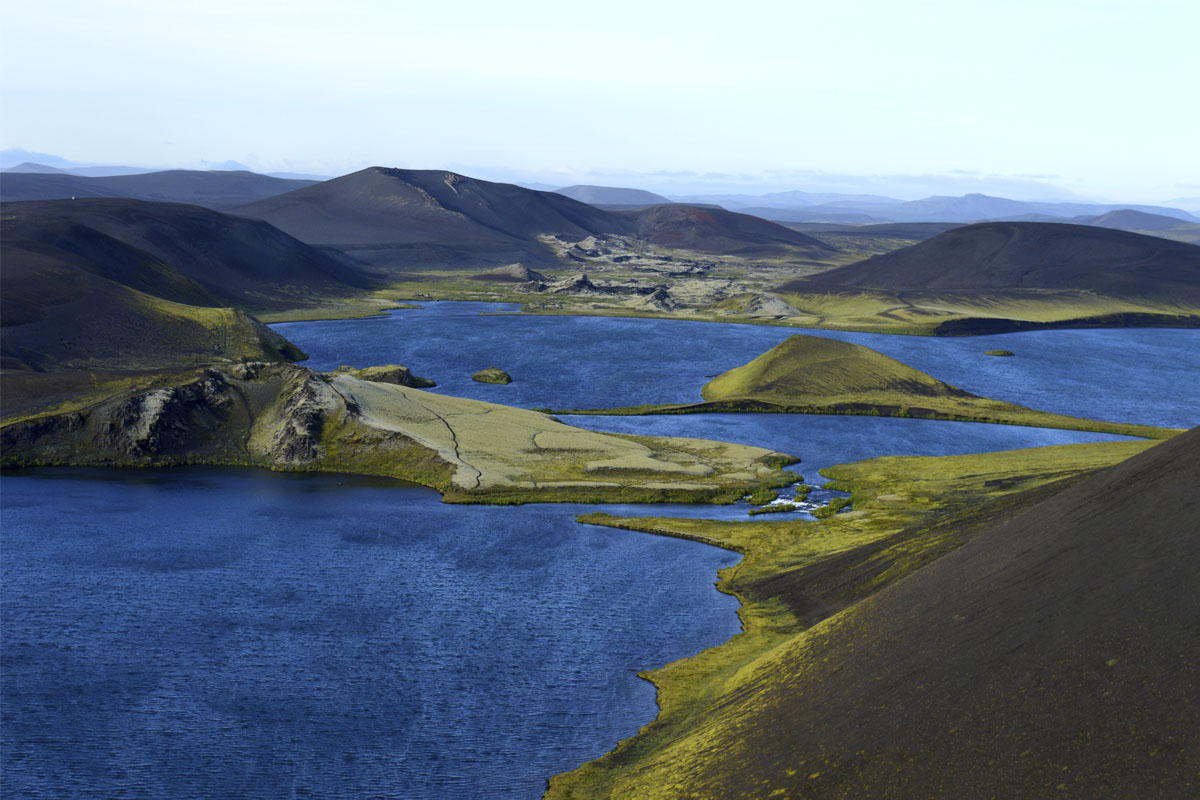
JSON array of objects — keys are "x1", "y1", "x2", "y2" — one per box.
[
  {"x1": 625, "y1": 204, "x2": 833, "y2": 256},
  {"x1": 2, "y1": 199, "x2": 371, "y2": 309},
  {"x1": 637, "y1": 428, "x2": 1200, "y2": 798},
  {"x1": 0, "y1": 170, "x2": 316, "y2": 209},
  {"x1": 232, "y1": 167, "x2": 626, "y2": 270},
  {"x1": 785, "y1": 221, "x2": 1200, "y2": 301}
]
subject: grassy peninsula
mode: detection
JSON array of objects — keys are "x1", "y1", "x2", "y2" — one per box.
[
  {"x1": 1, "y1": 363, "x2": 797, "y2": 506},
  {"x1": 547, "y1": 432, "x2": 1197, "y2": 798},
  {"x1": 549, "y1": 334, "x2": 1181, "y2": 440}
]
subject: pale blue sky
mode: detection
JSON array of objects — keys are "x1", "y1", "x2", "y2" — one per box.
[{"x1": 2, "y1": 0, "x2": 1197, "y2": 202}]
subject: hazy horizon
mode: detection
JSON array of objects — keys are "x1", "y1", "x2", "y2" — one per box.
[{"x1": 2, "y1": 1, "x2": 1197, "y2": 204}]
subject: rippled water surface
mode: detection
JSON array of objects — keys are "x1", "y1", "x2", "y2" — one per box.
[
  {"x1": 4, "y1": 304, "x2": 1196, "y2": 798},
  {"x1": 2, "y1": 470, "x2": 741, "y2": 799}
]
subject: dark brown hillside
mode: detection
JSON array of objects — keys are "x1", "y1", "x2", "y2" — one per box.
[
  {"x1": 231, "y1": 167, "x2": 629, "y2": 270},
  {"x1": 783, "y1": 221, "x2": 1200, "y2": 302},
  {"x1": 632, "y1": 427, "x2": 1200, "y2": 798}
]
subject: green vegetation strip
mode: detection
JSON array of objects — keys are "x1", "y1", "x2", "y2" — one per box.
[{"x1": 548, "y1": 397, "x2": 1179, "y2": 440}]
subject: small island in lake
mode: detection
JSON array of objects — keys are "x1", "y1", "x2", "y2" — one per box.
[{"x1": 472, "y1": 366, "x2": 513, "y2": 384}]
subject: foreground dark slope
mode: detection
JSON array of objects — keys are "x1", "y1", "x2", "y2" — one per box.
[
  {"x1": 787, "y1": 221, "x2": 1200, "y2": 300},
  {"x1": 3, "y1": 199, "x2": 372, "y2": 310},
  {"x1": 232, "y1": 167, "x2": 626, "y2": 270},
  {"x1": 557, "y1": 428, "x2": 1200, "y2": 798},
  {"x1": 0, "y1": 169, "x2": 316, "y2": 209}
]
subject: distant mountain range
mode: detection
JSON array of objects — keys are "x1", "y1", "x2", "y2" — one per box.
[
  {"x1": 1, "y1": 152, "x2": 331, "y2": 180},
  {"x1": 666, "y1": 191, "x2": 1199, "y2": 225},
  {"x1": 5, "y1": 148, "x2": 1194, "y2": 226},
  {"x1": 3, "y1": 161, "x2": 161, "y2": 178},
  {"x1": 674, "y1": 189, "x2": 903, "y2": 209},
  {"x1": 0, "y1": 170, "x2": 318, "y2": 209}
]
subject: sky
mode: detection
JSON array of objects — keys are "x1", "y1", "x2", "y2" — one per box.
[{"x1": 2, "y1": 0, "x2": 1198, "y2": 203}]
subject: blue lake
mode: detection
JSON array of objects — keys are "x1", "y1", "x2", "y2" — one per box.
[
  {"x1": 275, "y1": 302, "x2": 1200, "y2": 428},
  {"x1": 3, "y1": 304, "x2": 1197, "y2": 798}
]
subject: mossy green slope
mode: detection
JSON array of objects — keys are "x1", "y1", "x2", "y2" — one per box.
[
  {"x1": 547, "y1": 436, "x2": 1179, "y2": 799},
  {"x1": 702, "y1": 333, "x2": 970, "y2": 405}
]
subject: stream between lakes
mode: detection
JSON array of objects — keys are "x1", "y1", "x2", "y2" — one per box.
[{"x1": 4, "y1": 303, "x2": 1196, "y2": 798}]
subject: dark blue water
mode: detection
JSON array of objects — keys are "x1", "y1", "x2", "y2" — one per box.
[
  {"x1": 274, "y1": 302, "x2": 1200, "y2": 428},
  {"x1": 4, "y1": 305, "x2": 1192, "y2": 799},
  {"x1": 1, "y1": 469, "x2": 742, "y2": 799}
]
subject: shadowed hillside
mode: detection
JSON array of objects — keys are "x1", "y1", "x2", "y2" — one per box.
[
  {"x1": 0, "y1": 198, "x2": 379, "y2": 372},
  {"x1": 787, "y1": 221, "x2": 1200, "y2": 299},
  {"x1": 0, "y1": 170, "x2": 316, "y2": 209},
  {"x1": 2, "y1": 199, "x2": 372, "y2": 311}
]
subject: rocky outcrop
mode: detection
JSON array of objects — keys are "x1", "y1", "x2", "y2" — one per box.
[
  {"x1": 637, "y1": 286, "x2": 677, "y2": 311},
  {"x1": 742, "y1": 292, "x2": 800, "y2": 317},
  {"x1": 328, "y1": 364, "x2": 436, "y2": 388},
  {"x1": 548, "y1": 273, "x2": 659, "y2": 297},
  {"x1": 96, "y1": 370, "x2": 236, "y2": 456},
  {"x1": 0, "y1": 364, "x2": 345, "y2": 467},
  {"x1": 3, "y1": 368, "x2": 247, "y2": 464},
  {"x1": 550, "y1": 273, "x2": 600, "y2": 293},
  {"x1": 265, "y1": 369, "x2": 341, "y2": 464},
  {"x1": 470, "y1": 263, "x2": 549, "y2": 284}
]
